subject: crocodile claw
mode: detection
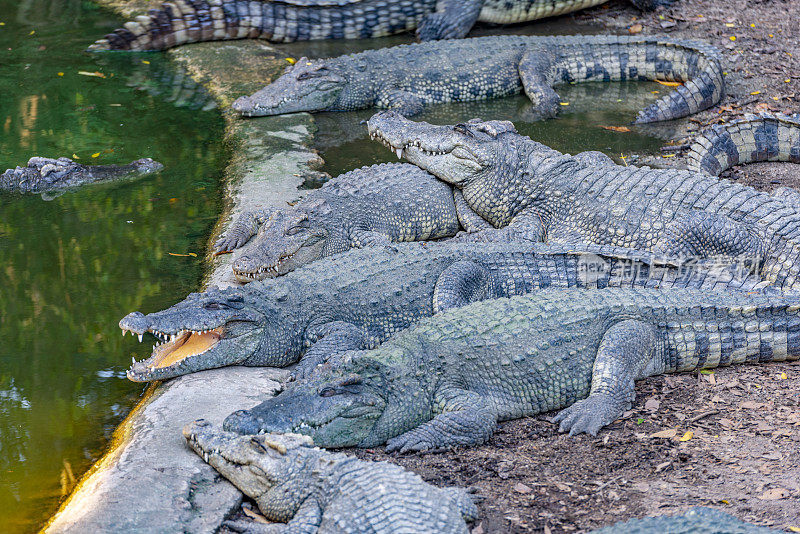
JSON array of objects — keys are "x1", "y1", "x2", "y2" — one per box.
[
  {"x1": 553, "y1": 394, "x2": 622, "y2": 437},
  {"x1": 386, "y1": 431, "x2": 435, "y2": 453}
]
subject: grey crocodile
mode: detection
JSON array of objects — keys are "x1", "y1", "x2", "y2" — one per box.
[
  {"x1": 367, "y1": 111, "x2": 800, "y2": 288},
  {"x1": 222, "y1": 287, "x2": 800, "y2": 450},
  {"x1": 231, "y1": 35, "x2": 723, "y2": 124},
  {"x1": 214, "y1": 163, "x2": 460, "y2": 282},
  {"x1": 184, "y1": 421, "x2": 476, "y2": 533},
  {"x1": 118, "y1": 242, "x2": 766, "y2": 382},
  {"x1": 686, "y1": 112, "x2": 800, "y2": 176},
  {"x1": 0, "y1": 156, "x2": 163, "y2": 196},
  {"x1": 89, "y1": 0, "x2": 668, "y2": 51},
  {"x1": 590, "y1": 507, "x2": 779, "y2": 533}
]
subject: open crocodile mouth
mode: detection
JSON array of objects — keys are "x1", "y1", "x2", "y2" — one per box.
[
  {"x1": 368, "y1": 130, "x2": 453, "y2": 159},
  {"x1": 233, "y1": 251, "x2": 297, "y2": 282},
  {"x1": 123, "y1": 327, "x2": 223, "y2": 370}
]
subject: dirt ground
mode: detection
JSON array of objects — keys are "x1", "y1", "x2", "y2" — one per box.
[{"x1": 223, "y1": 0, "x2": 800, "y2": 532}]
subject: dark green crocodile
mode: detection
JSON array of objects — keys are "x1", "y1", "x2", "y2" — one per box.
[
  {"x1": 215, "y1": 163, "x2": 460, "y2": 282},
  {"x1": 231, "y1": 34, "x2": 723, "y2": 124},
  {"x1": 367, "y1": 112, "x2": 800, "y2": 289},
  {"x1": 118, "y1": 242, "x2": 766, "y2": 382},
  {"x1": 590, "y1": 507, "x2": 779, "y2": 533},
  {"x1": 89, "y1": 0, "x2": 668, "y2": 51},
  {"x1": 222, "y1": 287, "x2": 800, "y2": 450},
  {"x1": 0, "y1": 156, "x2": 163, "y2": 196},
  {"x1": 183, "y1": 421, "x2": 477, "y2": 533},
  {"x1": 686, "y1": 112, "x2": 800, "y2": 176}
]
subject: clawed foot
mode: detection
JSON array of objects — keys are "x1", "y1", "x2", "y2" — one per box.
[
  {"x1": 552, "y1": 394, "x2": 623, "y2": 436},
  {"x1": 213, "y1": 234, "x2": 250, "y2": 254},
  {"x1": 386, "y1": 430, "x2": 437, "y2": 453}
]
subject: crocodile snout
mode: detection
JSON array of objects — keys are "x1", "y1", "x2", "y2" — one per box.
[{"x1": 119, "y1": 311, "x2": 150, "y2": 334}]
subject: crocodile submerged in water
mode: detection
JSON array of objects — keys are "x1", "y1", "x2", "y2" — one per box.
[
  {"x1": 231, "y1": 34, "x2": 722, "y2": 124},
  {"x1": 89, "y1": 0, "x2": 669, "y2": 51},
  {"x1": 367, "y1": 112, "x2": 800, "y2": 288},
  {"x1": 118, "y1": 242, "x2": 766, "y2": 382},
  {"x1": 590, "y1": 507, "x2": 780, "y2": 534},
  {"x1": 223, "y1": 287, "x2": 800, "y2": 450},
  {"x1": 214, "y1": 163, "x2": 460, "y2": 282},
  {"x1": 0, "y1": 156, "x2": 163, "y2": 196},
  {"x1": 685, "y1": 112, "x2": 800, "y2": 176},
  {"x1": 183, "y1": 421, "x2": 477, "y2": 533}
]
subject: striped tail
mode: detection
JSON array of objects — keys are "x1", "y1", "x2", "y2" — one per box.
[
  {"x1": 88, "y1": 0, "x2": 433, "y2": 51},
  {"x1": 686, "y1": 112, "x2": 800, "y2": 176},
  {"x1": 551, "y1": 35, "x2": 725, "y2": 123}
]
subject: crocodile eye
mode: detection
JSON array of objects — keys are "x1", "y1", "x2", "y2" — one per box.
[
  {"x1": 319, "y1": 387, "x2": 337, "y2": 398},
  {"x1": 285, "y1": 226, "x2": 304, "y2": 236},
  {"x1": 204, "y1": 302, "x2": 228, "y2": 310}
]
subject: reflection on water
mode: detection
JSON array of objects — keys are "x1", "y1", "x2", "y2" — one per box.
[{"x1": 0, "y1": 1, "x2": 226, "y2": 531}]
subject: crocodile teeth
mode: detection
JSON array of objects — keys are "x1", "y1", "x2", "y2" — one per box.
[
  {"x1": 138, "y1": 333, "x2": 143, "y2": 343},
  {"x1": 395, "y1": 148, "x2": 403, "y2": 159}
]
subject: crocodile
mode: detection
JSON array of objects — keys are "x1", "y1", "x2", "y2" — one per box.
[
  {"x1": 590, "y1": 507, "x2": 779, "y2": 533},
  {"x1": 231, "y1": 35, "x2": 723, "y2": 124},
  {"x1": 89, "y1": 0, "x2": 669, "y2": 51},
  {"x1": 118, "y1": 242, "x2": 767, "y2": 382},
  {"x1": 214, "y1": 163, "x2": 460, "y2": 282},
  {"x1": 0, "y1": 156, "x2": 163, "y2": 196},
  {"x1": 367, "y1": 111, "x2": 800, "y2": 288},
  {"x1": 222, "y1": 287, "x2": 800, "y2": 450},
  {"x1": 183, "y1": 421, "x2": 477, "y2": 533},
  {"x1": 685, "y1": 112, "x2": 800, "y2": 176}
]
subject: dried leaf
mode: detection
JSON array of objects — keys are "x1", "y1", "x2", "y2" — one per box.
[
  {"x1": 559, "y1": 102, "x2": 570, "y2": 106},
  {"x1": 57, "y1": 72, "x2": 64, "y2": 77},
  {"x1": 759, "y1": 488, "x2": 790, "y2": 500},
  {"x1": 285, "y1": 57, "x2": 296, "y2": 64},
  {"x1": 780, "y1": 372, "x2": 788, "y2": 379},
  {"x1": 788, "y1": 527, "x2": 800, "y2": 533},
  {"x1": 600, "y1": 125, "x2": 632, "y2": 132},
  {"x1": 514, "y1": 483, "x2": 532, "y2": 494},
  {"x1": 655, "y1": 80, "x2": 683, "y2": 87},
  {"x1": 628, "y1": 23, "x2": 643, "y2": 34},
  {"x1": 750, "y1": 91, "x2": 761, "y2": 95},
  {"x1": 679, "y1": 430, "x2": 694, "y2": 442},
  {"x1": 77, "y1": 70, "x2": 106, "y2": 78},
  {"x1": 739, "y1": 401, "x2": 764, "y2": 409},
  {"x1": 650, "y1": 428, "x2": 677, "y2": 439},
  {"x1": 141, "y1": 60, "x2": 150, "y2": 65},
  {"x1": 168, "y1": 252, "x2": 198, "y2": 257},
  {"x1": 91, "y1": 152, "x2": 100, "y2": 158},
  {"x1": 72, "y1": 153, "x2": 80, "y2": 159},
  {"x1": 644, "y1": 398, "x2": 660, "y2": 411}
]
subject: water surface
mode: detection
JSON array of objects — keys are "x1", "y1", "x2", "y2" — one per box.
[{"x1": 0, "y1": 2, "x2": 226, "y2": 531}]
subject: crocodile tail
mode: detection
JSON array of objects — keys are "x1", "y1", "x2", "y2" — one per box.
[
  {"x1": 551, "y1": 36, "x2": 724, "y2": 123},
  {"x1": 88, "y1": 0, "x2": 431, "y2": 51},
  {"x1": 685, "y1": 113, "x2": 800, "y2": 176}
]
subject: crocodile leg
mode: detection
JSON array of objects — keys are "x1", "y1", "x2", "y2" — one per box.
[
  {"x1": 654, "y1": 211, "x2": 766, "y2": 269},
  {"x1": 416, "y1": 0, "x2": 484, "y2": 41},
  {"x1": 214, "y1": 208, "x2": 277, "y2": 253},
  {"x1": 385, "y1": 387, "x2": 497, "y2": 452},
  {"x1": 553, "y1": 319, "x2": 657, "y2": 436},
  {"x1": 453, "y1": 210, "x2": 547, "y2": 242},
  {"x1": 771, "y1": 186, "x2": 800, "y2": 207},
  {"x1": 296, "y1": 322, "x2": 367, "y2": 379},
  {"x1": 517, "y1": 49, "x2": 561, "y2": 120},
  {"x1": 433, "y1": 261, "x2": 491, "y2": 313},
  {"x1": 379, "y1": 90, "x2": 426, "y2": 117},
  {"x1": 349, "y1": 229, "x2": 392, "y2": 247},
  {"x1": 454, "y1": 189, "x2": 494, "y2": 233}
]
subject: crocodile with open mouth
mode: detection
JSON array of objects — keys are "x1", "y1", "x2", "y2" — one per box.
[
  {"x1": 183, "y1": 421, "x2": 477, "y2": 533},
  {"x1": 222, "y1": 287, "x2": 800, "y2": 450},
  {"x1": 1, "y1": 156, "x2": 163, "y2": 196},
  {"x1": 231, "y1": 34, "x2": 722, "y2": 124},
  {"x1": 367, "y1": 112, "x2": 800, "y2": 289},
  {"x1": 214, "y1": 163, "x2": 460, "y2": 282},
  {"x1": 118, "y1": 241, "x2": 766, "y2": 382},
  {"x1": 89, "y1": 0, "x2": 669, "y2": 51}
]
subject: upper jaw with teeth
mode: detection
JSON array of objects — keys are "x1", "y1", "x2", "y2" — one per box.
[
  {"x1": 368, "y1": 132, "x2": 450, "y2": 158},
  {"x1": 234, "y1": 252, "x2": 296, "y2": 280}
]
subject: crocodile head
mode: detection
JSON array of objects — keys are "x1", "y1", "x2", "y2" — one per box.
[
  {"x1": 232, "y1": 58, "x2": 346, "y2": 117},
  {"x1": 183, "y1": 420, "x2": 314, "y2": 518},
  {"x1": 1, "y1": 157, "x2": 163, "y2": 193},
  {"x1": 223, "y1": 350, "x2": 423, "y2": 448},
  {"x1": 119, "y1": 285, "x2": 303, "y2": 382},
  {"x1": 366, "y1": 111, "x2": 519, "y2": 187},
  {"x1": 233, "y1": 205, "x2": 330, "y2": 283}
]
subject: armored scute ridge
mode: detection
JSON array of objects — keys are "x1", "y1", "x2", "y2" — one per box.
[
  {"x1": 223, "y1": 287, "x2": 800, "y2": 450},
  {"x1": 89, "y1": 0, "x2": 669, "y2": 51},
  {"x1": 367, "y1": 112, "x2": 800, "y2": 288},
  {"x1": 231, "y1": 34, "x2": 724, "y2": 124},
  {"x1": 687, "y1": 112, "x2": 800, "y2": 176},
  {"x1": 118, "y1": 241, "x2": 771, "y2": 383},
  {"x1": 214, "y1": 163, "x2": 460, "y2": 282},
  {"x1": 183, "y1": 422, "x2": 477, "y2": 533},
  {"x1": 0, "y1": 156, "x2": 163, "y2": 195}
]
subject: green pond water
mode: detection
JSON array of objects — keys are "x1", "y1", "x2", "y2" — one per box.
[{"x1": 0, "y1": 2, "x2": 227, "y2": 531}]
